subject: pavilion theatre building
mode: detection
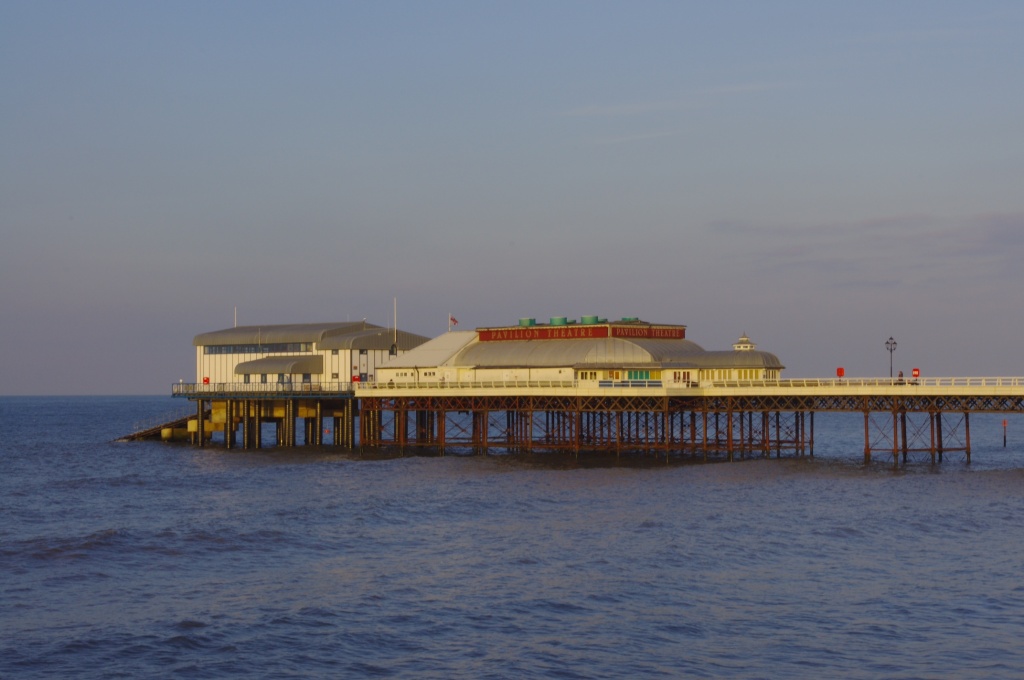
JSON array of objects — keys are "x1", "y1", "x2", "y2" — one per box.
[
  {"x1": 358, "y1": 317, "x2": 785, "y2": 454},
  {"x1": 370, "y1": 317, "x2": 784, "y2": 388}
]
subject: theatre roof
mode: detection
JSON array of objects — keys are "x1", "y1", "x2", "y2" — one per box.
[{"x1": 376, "y1": 326, "x2": 784, "y2": 371}]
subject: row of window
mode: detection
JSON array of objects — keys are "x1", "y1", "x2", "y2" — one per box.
[
  {"x1": 205, "y1": 343, "x2": 313, "y2": 355},
  {"x1": 204, "y1": 346, "x2": 371, "y2": 356},
  {"x1": 577, "y1": 370, "x2": 662, "y2": 381},
  {"x1": 231, "y1": 368, "x2": 769, "y2": 383},
  {"x1": 238, "y1": 373, "x2": 366, "y2": 382},
  {"x1": 242, "y1": 374, "x2": 313, "y2": 383}
]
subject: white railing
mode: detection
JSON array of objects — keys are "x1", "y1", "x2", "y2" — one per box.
[
  {"x1": 360, "y1": 380, "x2": 579, "y2": 390},
  {"x1": 701, "y1": 377, "x2": 1024, "y2": 389},
  {"x1": 172, "y1": 382, "x2": 354, "y2": 396},
  {"x1": 172, "y1": 377, "x2": 1024, "y2": 396}
]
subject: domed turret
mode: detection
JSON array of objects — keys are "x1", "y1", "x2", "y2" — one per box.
[{"x1": 733, "y1": 334, "x2": 756, "y2": 351}]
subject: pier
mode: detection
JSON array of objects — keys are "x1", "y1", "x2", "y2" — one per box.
[
  {"x1": 157, "y1": 376, "x2": 1024, "y2": 465},
  {"x1": 357, "y1": 376, "x2": 1024, "y2": 463},
  {"x1": 140, "y1": 316, "x2": 1024, "y2": 464}
]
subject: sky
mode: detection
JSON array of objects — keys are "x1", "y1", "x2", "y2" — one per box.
[{"x1": 3, "y1": 1, "x2": 1024, "y2": 394}]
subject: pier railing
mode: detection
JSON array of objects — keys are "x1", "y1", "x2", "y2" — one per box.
[
  {"x1": 704, "y1": 377, "x2": 1024, "y2": 389},
  {"x1": 361, "y1": 380, "x2": 580, "y2": 390},
  {"x1": 172, "y1": 382, "x2": 354, "y2": 397},
  {"x1": 361, "y1": 377, "x2": 1024, "y2": 391},
  {"x1": 172, "y1": 377, "x2": 1024, "y2": 398}
]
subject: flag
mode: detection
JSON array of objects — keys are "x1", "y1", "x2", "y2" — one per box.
[{"x1": 449, "y1": 315, "x2": 458, "y2": 326}]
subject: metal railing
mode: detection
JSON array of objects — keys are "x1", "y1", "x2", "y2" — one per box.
[
  {"x1": 172, "y1": 382, "x2": 354, "y2": 396},
  {"x1": 702, "y1": 377, "x2": 1024, "y2": 389},
  {"x1": 172, "y1": 377, "x2": 1024, "y2": 397},
  {"x1": 359, "y1": 380, "x2": 579, "y2": 390},
  {"x1": 127, "y1": 404, "x2": 196, "y2": 434}
]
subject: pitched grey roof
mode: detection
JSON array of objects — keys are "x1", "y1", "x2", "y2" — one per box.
[{"x1": 193, "y1": 322, "x2": 429, "y2": 351}]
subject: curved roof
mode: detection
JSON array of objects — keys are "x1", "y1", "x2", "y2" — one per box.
[
  {"x1": 697, "y1": 350, "x2": 785, "y2": 369},
  {"x1": 194, "y1": 322, "x2": 429, "y2": 351},
  {"x1": 375, "y1": 331, "x2": 478, "y2": 368},
  {"x1": 319, "y1": 328, "x2": 430, "y2": 351},
  {"x1": 375, "y1": 330, "x2": 785, "y2": 372},
  {"x1": 454, "y1": 337, "x2": 708, "y2": 368}
]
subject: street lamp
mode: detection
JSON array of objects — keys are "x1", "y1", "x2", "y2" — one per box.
[{"x1": 885, "y1": 336, "x2": 897, "y2": 379}]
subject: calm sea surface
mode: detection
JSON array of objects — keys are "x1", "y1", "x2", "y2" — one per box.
[{"x1": 3, "y1": 396, "x2": 1024, "y2": 678}]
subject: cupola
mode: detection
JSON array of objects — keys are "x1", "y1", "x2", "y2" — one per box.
[{"x1": 733, "y1": 334, "x2": 756, "y2": 351}]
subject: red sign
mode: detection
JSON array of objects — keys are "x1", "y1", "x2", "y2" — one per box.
[
  {"x1": 203, "y1": 377, "x2": 210, "y2": 384},
  {"x1": 836, "y1": 367, "x2": 845, "y2": 378},
  {"x1": 912, "y1": 368, "x2": 920, "y2": 378},
  {"x1": 610, "y1": 326, "x2": 685, "y2": 340},
  {"x1": 478, "y1": 326, "x2": 609, "y2": 341},
  {"x1": 477, "y1": 325, "x2": 685, "y2": 342}
]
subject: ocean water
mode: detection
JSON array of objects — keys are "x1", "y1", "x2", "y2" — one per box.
[{"x1": 3, "y1": 396, "x2": 1024, "y2": 678}]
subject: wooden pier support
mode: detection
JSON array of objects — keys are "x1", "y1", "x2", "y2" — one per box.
[{"x1": 176, "y1": 389, "x2": 992, "y2": 465}]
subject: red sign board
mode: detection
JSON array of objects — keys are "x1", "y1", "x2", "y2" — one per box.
[
  {"x1": 912, "y1": 368, "x2": 920, "y2": 378},
  {"x1": 477, "y1": 325, "x2": 685, "y2": 342},
  {"x1": 836, "y1": 367, "x2": 845, "y2": 378},
  {"x1": 610, "y1": 326, "x2": 685, "y2": 340}
]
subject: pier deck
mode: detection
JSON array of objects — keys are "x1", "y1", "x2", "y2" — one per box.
[{"x1": 160, "y1": 377, "x2": 1024, "y2": 464}]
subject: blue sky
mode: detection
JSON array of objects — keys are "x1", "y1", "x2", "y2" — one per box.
[{"x1": 3, "y1": 1, "x2": 1023, "y2": 394}]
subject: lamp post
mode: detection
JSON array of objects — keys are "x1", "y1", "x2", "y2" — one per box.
[{"x1": 885, "y1": 336, "x2": 897, "y2": 379}]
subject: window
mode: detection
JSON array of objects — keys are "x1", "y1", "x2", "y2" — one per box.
[
  {"x1": 243, "y1": 374, "x2": 250, "y2": 384},
  {"x1": 203, "y1": 342, "x2": 312, "y2": 354},
  {"x1": 260, "y1": 374, "x2": 267, "y2": 383},
  {"x1": 331, "y1": 349, "x2": 338, "y2": 355},
  {"x1": 278, "y1": 374, "x2": 286, "y2": 383},
  {"x1": 331, "y1": 372, "x2": 339, "y2": 379},
  {"x1": 302, "y1": 374, "x2": 311, "y2": 383}
]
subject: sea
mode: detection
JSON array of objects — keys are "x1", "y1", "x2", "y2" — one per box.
[{"x1": 3, "y1": 395, "x2": 1024, "y2": 679}]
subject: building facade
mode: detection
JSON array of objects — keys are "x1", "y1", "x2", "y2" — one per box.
[
  {"x1": 192, "y1": 321, "x2": 430, "y2": 390},
  {"x1": 373, "y1": 317, "x2": 784, "y2": 388}
]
